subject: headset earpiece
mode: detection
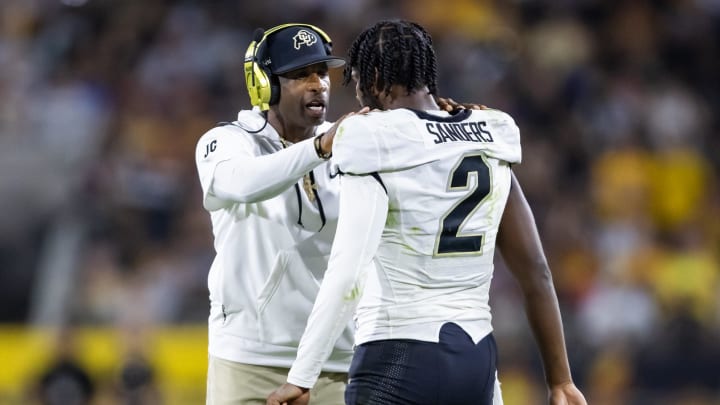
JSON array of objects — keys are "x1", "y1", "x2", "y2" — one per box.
[
  {"x1": 243, "y1": 23, "x2": 335, "y2": 111},
  {"x1": 268, "y1": 75, "x2": 280, "y2": 106},
  {"x1": 244, "y1": 31, "x2": 274, "y2": 111}
]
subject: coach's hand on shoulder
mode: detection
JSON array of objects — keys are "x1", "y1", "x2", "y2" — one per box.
[
  {"x1": 266, "y1": 383, "x2": 309, "y2": 405},
  {"x1": 319, "y1": 106, "x2": 371, "y2": 155},
  {"x1": 549, "y1": 382, "x2": 587, "y2": 405},
  {"x1": 436, "y1": 96, "x2": 487, "y2": 112}
]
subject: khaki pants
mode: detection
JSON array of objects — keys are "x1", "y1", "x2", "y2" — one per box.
[{"x1": 207, "y1": 355, "x2": 347, "y2": 405}]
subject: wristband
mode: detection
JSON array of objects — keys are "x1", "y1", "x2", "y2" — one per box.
[{"x1": 314, "y1": 133, "x2": 332, "y2": 160}]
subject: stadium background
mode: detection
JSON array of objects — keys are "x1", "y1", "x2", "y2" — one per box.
[{"x1": 0, "y1": 0, "x2": 718, "y2": 404}]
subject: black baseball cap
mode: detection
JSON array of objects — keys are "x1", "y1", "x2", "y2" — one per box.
[{"x1": 260, "y1": 25, "x2": 345, "y2": 75}]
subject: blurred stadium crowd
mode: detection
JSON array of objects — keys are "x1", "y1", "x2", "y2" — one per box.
[{"x1": 0, "y1": 0, "x2": 719, "y2": 404}]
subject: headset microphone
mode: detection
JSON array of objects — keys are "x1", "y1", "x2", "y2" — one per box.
[{"x1": 253, "y1": 28, "x2": 265, "y2": 43}]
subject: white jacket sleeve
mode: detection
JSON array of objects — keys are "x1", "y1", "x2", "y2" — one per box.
[
  {"x1": 287, "y1": 174, "x2": 388, "y2": 388},
  {"x1": 195, "y1": 126, "x2": 322, "y2": 209},
  {"x1": 212, "y1": 137, "x2": 320, "y2": 203}
]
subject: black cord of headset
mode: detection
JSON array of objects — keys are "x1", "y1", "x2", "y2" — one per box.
[
  {"x1": 216, "y1": 113, "x2": 268, "y2": 133},
  {"x1": 243, "y1": 112, "x2": 269, "y2": 134}
]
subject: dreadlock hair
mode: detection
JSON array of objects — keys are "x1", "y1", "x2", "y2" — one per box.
[{"x1": 343, "y1": 19, "x2": 438, "y2": 99}]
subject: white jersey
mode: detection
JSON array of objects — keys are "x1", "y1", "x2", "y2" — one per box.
[
  {"x1": 195, "y1": 107, "x2": 354, "y2": 372},
  {"x1": 288, "y1": 107, "x2": 521, "y2": 388}
]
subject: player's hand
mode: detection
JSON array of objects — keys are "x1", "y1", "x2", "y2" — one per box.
[
  {"x1": 436, "y1": 96, "x2": 487, "y2": 112},
  {"x1": 549, "y1": 382, "x2": 587, "y2": 405},
  {"x1": 266, "y1": 383, "x2": 310, "y2": 405},
  {"x1": 319, "y1": 106, "x2": 370, "y2": 154}
]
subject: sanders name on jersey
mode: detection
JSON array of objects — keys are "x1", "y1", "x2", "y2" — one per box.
[{"x1": 427, "y1": 121, "x2": 494, "y2": 144}]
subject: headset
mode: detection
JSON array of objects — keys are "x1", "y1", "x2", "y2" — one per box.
[{"x1": 244, "y1": 23, "x2": 334, "y2": 111}]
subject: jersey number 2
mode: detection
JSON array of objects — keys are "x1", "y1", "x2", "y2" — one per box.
[{"x1": 435, "y1": 154, "x2": 491, "y2": 256}]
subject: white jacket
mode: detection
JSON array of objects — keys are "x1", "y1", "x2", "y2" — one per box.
[{"x1": 194, "y1": 108, "x2": 354, "y2": 372}]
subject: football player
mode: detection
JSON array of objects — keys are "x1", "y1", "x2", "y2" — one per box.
[{"x1": 267, "y1": 20, "x2": 587, "y2": 405}]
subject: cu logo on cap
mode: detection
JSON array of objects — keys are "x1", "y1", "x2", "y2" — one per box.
[{"x1": 293, "y1": 29, "x2": 317, "y2": 49}]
